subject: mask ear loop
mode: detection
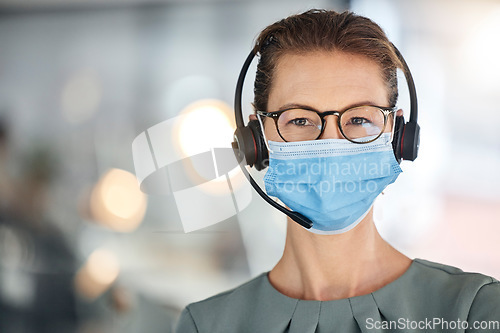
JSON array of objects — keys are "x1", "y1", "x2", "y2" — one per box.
[{"x1": 256, "y1": 113, "x2": 274, "y2": 154}]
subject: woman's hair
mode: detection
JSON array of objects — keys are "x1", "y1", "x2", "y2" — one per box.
[{"x1": 253, "y1": 9, "x2": 403, "y2": 112}]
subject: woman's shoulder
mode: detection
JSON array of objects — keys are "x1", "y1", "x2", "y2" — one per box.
[
  {"x1": 175, "y1": 272, "x2": 275, "y2": 333},
  {"x1": 380, "y1": 258, "x2": 499, "y2": 302},
  {"x1": 412, "y1": 258, "x2": 494, "y2": 275},
  {"x1": 373, "y1": 258, "x2": 500, "y2": 324},
  {"x1": 409, "y1": 258, "x2": 498, "y2": 287},
  {"x1": 413, "y1": 258, "x2": 500, "y2": 298},
  {"x1": 190, "y1": 272, "x2": 269, "y2": 309}
]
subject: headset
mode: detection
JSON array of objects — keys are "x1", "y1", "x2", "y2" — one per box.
[{"x1": 231, "y1": 43, "x2": 420, "y2": 229}]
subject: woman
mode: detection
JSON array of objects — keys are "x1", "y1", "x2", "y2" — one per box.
[{"x1": 176, "y1": 10, "x2": 500, "y2": 333}]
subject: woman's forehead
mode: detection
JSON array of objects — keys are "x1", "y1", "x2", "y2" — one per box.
[{"x1": 268, "y1": 51, "x2": 389, "y2": 111}]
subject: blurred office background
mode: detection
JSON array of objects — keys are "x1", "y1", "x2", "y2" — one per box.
[{"x1": 0, "y1": 0, "x2": 499, "y2": 331}]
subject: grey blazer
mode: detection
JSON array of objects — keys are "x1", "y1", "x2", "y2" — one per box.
[{"x1": 175, "y1": 259, "x2": 500, "y2": 333}]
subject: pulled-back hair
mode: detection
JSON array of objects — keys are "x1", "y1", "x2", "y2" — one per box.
[{"x1": 253, "y1": 9, "x2": 403, "y2": 112}]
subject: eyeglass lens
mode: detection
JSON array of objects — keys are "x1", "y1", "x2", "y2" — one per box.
[{"x1": 276, "y1": 106, "x2": 387, "y2": 142}]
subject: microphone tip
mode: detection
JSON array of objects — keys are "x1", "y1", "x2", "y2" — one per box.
[{"x1": 288, "y1": 211, "x2": 313, "y2": 229}]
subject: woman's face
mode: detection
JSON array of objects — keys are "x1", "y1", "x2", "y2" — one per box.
[{"x1": 264, "y1": 51, "x2": 391, "y2": 142}]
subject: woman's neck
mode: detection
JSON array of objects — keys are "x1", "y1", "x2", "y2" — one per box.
[{"x1": 268, "y1": 209, "x2": 411, "y2": 301}]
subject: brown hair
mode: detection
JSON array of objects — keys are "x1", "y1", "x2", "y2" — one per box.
[{"x1": 253, "y1": 9, "x2": 403, "y2": 112}]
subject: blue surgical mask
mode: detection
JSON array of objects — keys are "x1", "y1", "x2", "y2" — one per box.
[{"x1": 263, "y1": 133, "x2": 402, "y2": 234}]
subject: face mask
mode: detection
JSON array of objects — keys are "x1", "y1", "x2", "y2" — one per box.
[{"x1": 263, "y1": 133, "x2": 402, "y2": 235}]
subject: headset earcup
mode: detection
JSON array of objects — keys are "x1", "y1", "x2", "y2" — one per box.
[
  {"x1": 232, "y1": 126, "x2": 257, "y2": 167},
  {"x1": 231, "y1": 120, "x2": 269, "y2": 170},
  {"x1": 248, "y1": 120, "x2": 269, "y2": 171},
  {"x1": 401, "y1": 121, "x2": 420, "y2": 161},
  {"x1": 392, "y1": 115, "x2": 405, "y2": 163}
]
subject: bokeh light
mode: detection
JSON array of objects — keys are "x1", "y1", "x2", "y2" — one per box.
[
  {"x1": 89, "y1": 168, "x2": 147, "y2": 232},
  {"x1": 172, "y1": 99, "x2": 244, "y2": 195},
  {"x1": 176, "y1": 99, "x2": 235, "y2": 157},
  {"x1": 74, "y1": 248, "x2": 120, "y2": 300}
]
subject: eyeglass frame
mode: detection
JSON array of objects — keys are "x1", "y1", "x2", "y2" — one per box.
[{"x1": 256, "y1": 105, "x2": 397, "y2": 144}]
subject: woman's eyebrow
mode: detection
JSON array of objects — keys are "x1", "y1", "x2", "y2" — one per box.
[
  {"x1": 276, "y1": 101, "x2": 379, "y2": 112},
  {"x1": 341, "y1": 101, "x2": 379, "y2": 110},
  {"x1": 275, "y1": 103, "x2": 316, "y2": 111}
]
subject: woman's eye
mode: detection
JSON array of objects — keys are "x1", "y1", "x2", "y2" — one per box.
[
  {"x1": 348, "y1": 117, "x2": 371, "y2": 126},
  {"x1": 289, "y1": 118, "x2": 312, "y2": 126}
]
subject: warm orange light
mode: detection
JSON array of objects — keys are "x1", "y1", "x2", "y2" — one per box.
[
  {"x1": 176, "y1": 99, "x2": 234, "y2": 157},
  {"x1": 170, "y1": 99, "x2": 246, "y2": 194},
  {"x1": 74, "y1": 249, "x2": 120, "y2": 300},
  {"x1": 90, "y1": 168, "x2": 147, "y2": 232}
]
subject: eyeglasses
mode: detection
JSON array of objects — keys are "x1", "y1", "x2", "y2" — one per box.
[{"x1": 257, "y1": 105, "x2": 396, "y2": 143}]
